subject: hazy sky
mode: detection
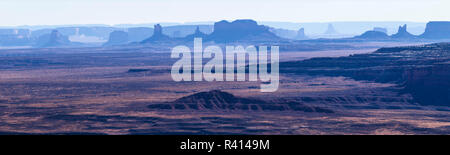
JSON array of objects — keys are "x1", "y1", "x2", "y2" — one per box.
[{"x1": 0, "y1": 0, "x2": 449, "y2": 26}]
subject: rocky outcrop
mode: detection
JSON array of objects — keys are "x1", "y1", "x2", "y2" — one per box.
[
  {"x1": 391, "y1": 24, "x2": 416, "y2": 39},
  {"x1": 141, "y1": 24, "x2": 173, "y2": 43},
  {"x1": 207, "y1": 19, "x2": 280, "y2": 43},
  {"x1": 103, "y1": 31, "x2": 129, "y2": 46},
  {"x1": 295, "y1": 28, "x2": 308, "y2": 40},
  {"x1": 404, "y1": 64, "x2": 450, "y2": 106},
  {"x1": 420, "y1": 21, "x2": 450, "y2": 39},
  {"x1": 35, "y1": 30, "x2": 71, "y2": 47},
  {"x1": 147, "y1": 90, "x2": 333, "y2": 112},
  {"x1": 280, "y1": 43, "x2": 450, "y2": 106},
  {"x1": 351, "y1": 24, "x2": 416, "y2": 40}
]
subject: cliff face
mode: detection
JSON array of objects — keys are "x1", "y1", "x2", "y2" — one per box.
[
  {"x1": 420, "y1": 21, "x2": 450, "y2": 39},
  {"x1": 103, "y1": 31, "x2": 129, "y2": 46},
  {"x1": 404, "y1": 65, "x2": 450, "y2": 106},
  {"x1": 207, "y1": 19, "x2": 280, "y2": 43},
  {"x1": 280, "y1": 43, "x2": 450, "y2": 106}
]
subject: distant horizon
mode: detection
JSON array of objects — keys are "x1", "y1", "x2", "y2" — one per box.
[
  {"x1": 0, "y1": 20, "x2": 431, "y2": 30},
  {"x1": 0, "y1": 20, "x2": 432, "y2": 36}
]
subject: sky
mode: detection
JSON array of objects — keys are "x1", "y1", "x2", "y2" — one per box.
[{"x1": 0, "y1": 0, "x2": 449, "y2": 26}]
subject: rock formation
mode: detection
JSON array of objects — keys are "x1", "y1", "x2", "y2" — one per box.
[
  {"x1": 141, "y1": 24, "x2": 173, "y2": 43},
  {"x1": 35, "y1": 30, "x2": 71, "y2": 47},
  {"x1": 391, "y1": 24, "x2": 416, "y2": 39},
  {"x1": 103, "y1": 30, "x2": 129, "y2": 46},
  {"x1": 162, "y1": 25, "x2": 214, "y2": 38},
  {"x1": 420, "y1": 21, "x2": 450, "y2": 39},
  {"x1": 404, "y1": 64, "x2": 450, "y2": 106},
  {"x1": 280, "y1": 43, "x2": 450, "y2": 106},
  {"x1": 295, "y1": 27, "x2": 308, "y2": 40},
  {"x1": 207, "y1": 19, "x2": 280, "y2": 43},
  {"x1": 147, "y1": 90, "x2": 333, "y2": 112},
  {"x1": 354, "y1": 30, "x2": 390, "y2": 39}
]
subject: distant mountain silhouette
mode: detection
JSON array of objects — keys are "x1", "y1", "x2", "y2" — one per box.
[
  {"x1": 420, "y1": 21, "x2": 450, "y2": 39},
  {"x1": 350, "y1": 24, "x2": 416, "y2": 40},
  {"x1": 31, "y1": 27, "x2": 117, "y2": 41},
  {"x1": 207, "y1": 19, "x2": 281, "y2": 43},
  {"x1": 35, "y1": 30, "x2": 71, "y2": 47},
  {"x1": 137, "y1": 19, "x2": 283, "y2": 44},
  {"x1": 354, "y1": 30, "x2": 389, "y2": 39},
  {"x1": 103, "y1": 31, "x2": 129, "y2": 46},
  {"x1": 354, "y1": 22, "x2": 450, "y2": 40},
  {"x1": 130, "y1": 20, "x2": 450, "y2": 45},
  {"x1": 391, "y1": 24, "x2": 416, "y2": 39},
  {"x1": 147, "y1": 90, "x2": 333, "y2": 112},
  {"x1": 163, "y1": 25, "x2": 213, "y2": 38},
  {"x1": 141, "y1": 24, "x2": 173, "y2": 43}
]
